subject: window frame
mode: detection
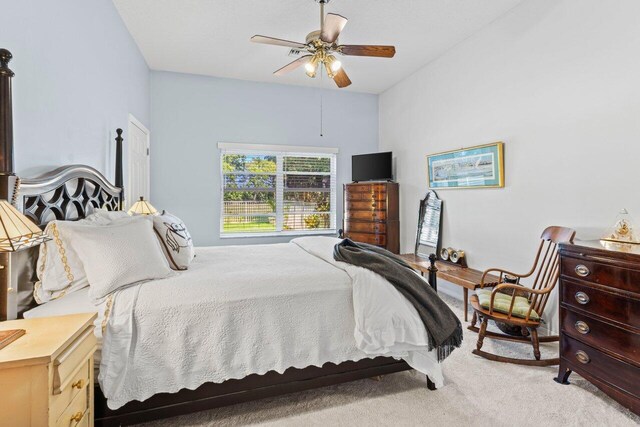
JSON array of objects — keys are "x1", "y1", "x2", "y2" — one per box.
[{"x1": 218, "y1": 143, "x2": 338, "y2": 238}]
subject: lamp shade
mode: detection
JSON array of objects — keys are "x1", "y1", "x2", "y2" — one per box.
[
  {"x1": 128, "y1": 197, "x2": 158, "y2": 216},
  {"x1": 0, "y1": 199, "x2": 49, "y2": 252}
]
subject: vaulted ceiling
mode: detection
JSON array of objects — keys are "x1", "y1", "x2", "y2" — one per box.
[{"x1": 113, "y1": 0, "x2": 523, "y2": 94}]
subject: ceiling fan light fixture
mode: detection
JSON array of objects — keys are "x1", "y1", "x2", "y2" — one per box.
[
  {"x1": 252, "y1": 0, "x2": 394, "y2": 89},
  {"x1": 328, "y1": 55, "x2": 341, "y2": 72},
  {"x1": 324, "y1": 55, "x2": 340, "y2": 78},
  {"x1": 305, "y1": 55, "x2": 319, "y2": 77}
]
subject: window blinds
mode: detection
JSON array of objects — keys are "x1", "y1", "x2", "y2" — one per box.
[{"x1": 219, "y1": 144, "x2": 337, "y2": 237}]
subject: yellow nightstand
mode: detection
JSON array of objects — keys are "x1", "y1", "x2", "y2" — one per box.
[{"x1": 0, "y1": 313, "x2": 97, "y2": 427}]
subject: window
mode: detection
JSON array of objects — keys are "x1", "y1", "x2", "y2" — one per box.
[{"x1": 219, "y1": 143, "x2": 338, "y2": 237}]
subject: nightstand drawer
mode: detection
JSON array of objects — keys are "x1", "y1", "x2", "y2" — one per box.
[
  {"x1": 53, "y1": 327, "x2": 96, "y2": 395},
  {"x1": 56, "y1": 382, "x2": 89, "y2": 427},
  {"x1": 51, "y1": 359, "x2": 91, "y2": 421}
]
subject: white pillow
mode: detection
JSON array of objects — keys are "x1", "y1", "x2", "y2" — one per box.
[
  {"x1": 34, "y1": 210, "x2": 131, "y2": 303},
  {"x1": 60, "y1": 217, "x2": 173, "y2": 303},
  {"x1": 84, "y1": 208, "x2": 130, "y2": 225},
  {"x1": 34, "y1": 221, "x2": 89, "y2": 303},
  {"x1": 152, "y1": 211, "x2": 195, "y2": 270}
]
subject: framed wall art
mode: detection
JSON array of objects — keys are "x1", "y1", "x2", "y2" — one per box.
[{"x1": 427, "y1": 142, "x2": 504, "y2": 189}]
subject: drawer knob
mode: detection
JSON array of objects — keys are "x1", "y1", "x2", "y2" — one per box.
[
  {"x1": 70, "y1": 411, "x2": 84, "y2": 423},
  {"x1": 574, "y1": 291, "x2": 590, "y2": 305},
  {"x1": 575, "y1": 350, "x2": 590, "y2": 364},
  {"x1": 574, "y1": 320, "x2": 590, "y2": 334},
  {"x1": 72, "y1": 379, "x2": 84, "y2": 389},
  {"x1": 575, "y1": 264, "x2": 590, "y2": 277}
]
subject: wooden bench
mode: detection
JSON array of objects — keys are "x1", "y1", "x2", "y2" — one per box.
[{"x1": 399, "y1": 254, "x2": 500, "y2": 322}]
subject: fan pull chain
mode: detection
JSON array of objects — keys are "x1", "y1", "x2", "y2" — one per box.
[{"x1": 320, "y1": 66, "x2": 324, "y2": 137}]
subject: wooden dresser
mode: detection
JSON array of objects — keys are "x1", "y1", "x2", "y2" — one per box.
[
  {"x1": 343, "y1": 182, "x2": 399, "y2": 254},
  {"x1": 556, "y1": 240, "x2": 639, "y2": 415},
  {"x1": 0, "y1": 313, "x2": 97, "y2": 427}
]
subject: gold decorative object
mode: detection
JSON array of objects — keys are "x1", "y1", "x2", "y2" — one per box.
[
  {"x1": 0, "y1": 199, "x2": 49, "y2": 252},
  {"x1": 601, "y1": 208, "x2": 640, "y2": 244},
  {"x1": 439, "y1": 247, "x2": 467, "y2": 266},
  {"x1": 450, "y1": 250, "x2": 465, "y2": 264},
  {"x1": 127, "y1": 196, "x2": 158, "y2": 216},
  {"x1": 440, "y1": 247, "x2": 454, "y2": 261}
]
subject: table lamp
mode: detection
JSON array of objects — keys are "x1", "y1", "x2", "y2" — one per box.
[
  {"x1": 127, "y1": 196, "x2": 158, "y2": 216},
  {"x1": 0, "y1": 199, "x2": 50, "y2": 348},
  {"x1": 0, "y1": 199, "x2": 49, "y2": 251}
]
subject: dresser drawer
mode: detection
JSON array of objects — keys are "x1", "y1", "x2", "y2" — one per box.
[
  {"x1": 346, "y1": 190, "x2": 387, "y2": 201},
  {"x1": 346, "y1": 183, "x2": 388, "y2": 193},
  {"x1": 345, "y1": 220, "x2": 386, "y2": 234},
  {"x1": 561, "y1": 308, "x2": 640, "y2": 365},
  {"x1": 561, "y1": 335, "x2": 640, "y2": 397},
  {"x1": 53, "y1": 327, "x2": 96, "y2": 395},
  {"x1": 561, "y1": 279, "x2": 640, "y2": 328},
  {"x1": 346, "y1": 210, "x2": 387, "y2": 222},
  {"x1": 345, "y1": 232, "x2": 386, "y2": 247},
  {"x1": 346, "y1": 200, "x2": 386, "y2": 211},
  {"x1": 562, "y1": 256, "x2": 640, "y2": 294},
  {"x1": 52, "y1": 359, "x2": 91, "y2": 421},
  {"x1": 56, "y1": 381, "x2": 89, "y2": 427}
]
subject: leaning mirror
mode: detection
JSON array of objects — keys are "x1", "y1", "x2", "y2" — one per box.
[{"x1": 415, "y1": 191, "x2": 443, "y2": 258}]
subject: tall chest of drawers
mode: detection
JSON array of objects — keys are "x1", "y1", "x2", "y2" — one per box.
[
  {"x1": 343, "y1": 182, "x2": 399, "y2": 254},
  {"x1": 556, "y1": 241, "x2": 639, "y2": 415}
]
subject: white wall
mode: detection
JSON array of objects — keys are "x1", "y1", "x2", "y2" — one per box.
[
  {"x1": 151, "y1": 71, "x2": 379, "y2": 246},
  {"x1": 379, "y1": 0, "x2": 640, "y2": 332},
  {"x1": 1, "y1": 0, "x2": 150, "y2": 178}
]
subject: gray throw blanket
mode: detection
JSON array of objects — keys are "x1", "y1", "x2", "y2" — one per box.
[{"x1": 334, "y1": 239, "x2": 462, "y2": 362}]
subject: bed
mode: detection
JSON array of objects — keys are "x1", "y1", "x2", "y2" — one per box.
[{"x1": 0, "y1": 49, "x2": 442, "y2": 426}]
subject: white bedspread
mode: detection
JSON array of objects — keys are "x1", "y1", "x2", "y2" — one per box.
[{"x1": 100, "y1": 238, "x2": 442, "y2": 409}]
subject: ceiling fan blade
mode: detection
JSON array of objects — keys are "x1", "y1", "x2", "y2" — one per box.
[
  {"x1": 340, "y1": 45, "x2": 396, "y2": 58},
  {"x1": 321, "y1": 13, "x2": 348, "y2": 43},
  {"x1": 273, "y1": 55, "x2": 312, "y2": 76},
  {"x1": 251, "y1": 35, "x2": 307, "y2": 49},
  {"x1": 333, "y1": 67, "x2": 352, "y2": 88}
]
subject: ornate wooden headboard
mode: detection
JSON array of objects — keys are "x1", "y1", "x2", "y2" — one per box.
[{"x1": 0, "y1": 49, "x2": 124, "y2": 319}]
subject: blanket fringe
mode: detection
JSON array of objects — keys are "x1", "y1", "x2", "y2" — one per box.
[{"x1": 434, "y1": 320, "x2": 464, "y2": 362}]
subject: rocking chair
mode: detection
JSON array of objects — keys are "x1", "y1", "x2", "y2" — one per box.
[{"x1": 469, "y1": 226, "x2": 576, "y2": 366}]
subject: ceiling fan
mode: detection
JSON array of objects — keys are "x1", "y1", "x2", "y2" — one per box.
[{"x1": 250, "y1": 0, "x2": 396, "y2": 89}]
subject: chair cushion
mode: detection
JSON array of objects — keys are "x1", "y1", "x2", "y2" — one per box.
[{"x1": 476, "y1": 288, "x2": 540, "y2": 320}]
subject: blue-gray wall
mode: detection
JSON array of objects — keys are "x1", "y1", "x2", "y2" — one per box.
[
  {"x1": 1, "y1": 0, "x2": 149, "y2": 178},
  {"x1": 150, "y1": 71, "x2": 379, "y2": 246}
]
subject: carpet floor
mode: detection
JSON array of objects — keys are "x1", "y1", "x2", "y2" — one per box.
[{"x1": 136, "y1": 294, "x2": 639, "y2": 427}]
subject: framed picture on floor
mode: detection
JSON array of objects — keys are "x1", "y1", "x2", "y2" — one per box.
[{"x1": 427, "y1": 142, "x2": 504, "y2": 189}]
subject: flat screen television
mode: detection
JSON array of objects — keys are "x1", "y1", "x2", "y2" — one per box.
[{"x1": 352, "y1": 152, "x2": 393, "y2": 182}]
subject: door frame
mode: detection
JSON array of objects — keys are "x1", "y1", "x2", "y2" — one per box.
[{"x1": 127, "y1": 114, "x2": 151, "y2": 209}]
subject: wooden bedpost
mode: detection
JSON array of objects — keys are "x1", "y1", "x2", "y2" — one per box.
[
  {"x1": 0, "y1": 48, "x2": 16, "y2": 321},
  {"x1": 428, "y1": 253, "x2": 438, "y2": 292},
  {"x1": 0, "y1": 49, "x2": 15, "y2": 178},
  {"x1": 115, "y1": 128, "x2": 124, "y2": 210}
]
